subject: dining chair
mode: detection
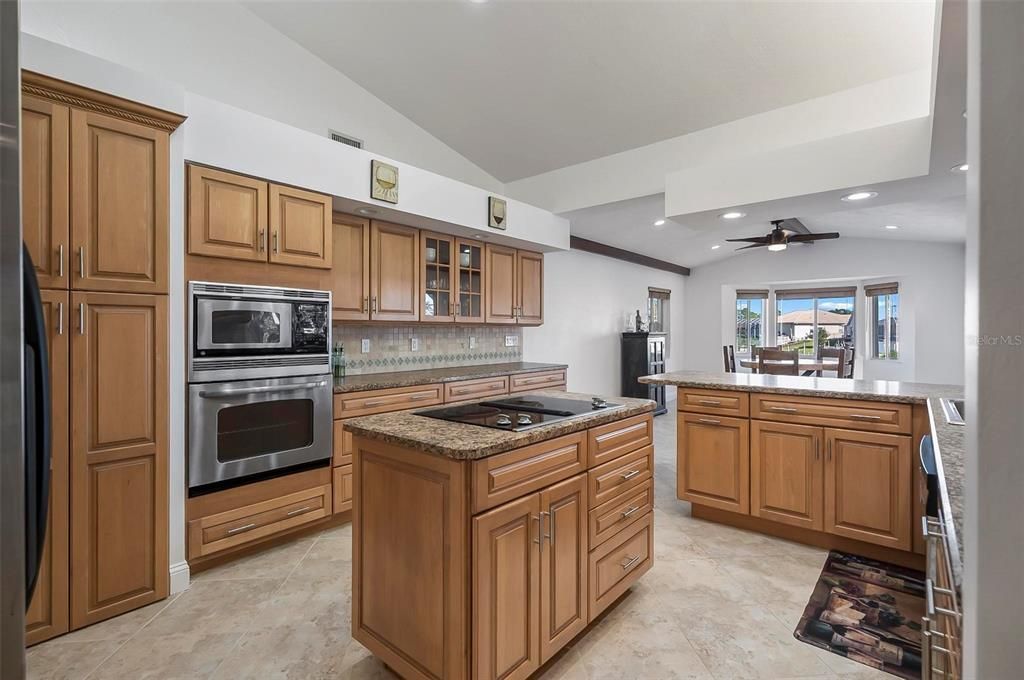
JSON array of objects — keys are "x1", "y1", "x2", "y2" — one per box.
[
  {"x1": 722, "y1": 345, "x2": 736, "y2": 373},
  {"x1": 816, "y1": 347, "x2": 847, "y2": 378},
  {"x1": 757, "y1": 348, "x2": 800, "y2": 376},
  {"x1": 750, "y1": 346, "x2": 779, "y2": 374},
  {"x1": 844, "y1": 347, "x2": 856, "y2": 378}
]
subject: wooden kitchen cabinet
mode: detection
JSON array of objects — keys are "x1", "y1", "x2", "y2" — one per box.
[
  {"x1": 678, "y1": 412, "x2": 749, "y2": 514},
  {"x1": 420, "y1": 231, "x2": 456, "y2": 322},
  {"x1": 370, "y1": 220, "x2": 419, "y2": 321},
  {"x1": 516, "y1": 250, "x2": 544, "y2": 325},
  {"x1": 269, "y1": 183, "x2": 332, "y2": 269},
  {"x1": 824, "y1": 428, "x2": 912, "y2": 550},
  {"x1": 25, "y1": 291, "x2": 70, "y2": 645},
  {"x1": 70, "y1": 292, "x2": 168, "y2": 628},
  {"x1": 750, "y1": 421, "x2": 823, "y2": 531},
  {"x1": 473, "y1": 493, "x2": 542, "y2": 680},
  {"x1": 21, "y1": 95, "x2": 69, "y2": 290},
  {"x1": 485, "y1": 244, "x2": 517, "y2": 324},
  {"x1": 71, "y1": 109, "x2": 169, "y2": 294},
  {"x1": 187, "y1": 164, "x2": 268, "y2": 262},
  {"x1": 455, "y1": 239, "x2": 485, "y2": 323},
  {"x1": 331, "y1": 214, "x2": 371, "y2": 320},
  {"x1": 539, "y1": 474, "x2": 588, "y2": 662}
]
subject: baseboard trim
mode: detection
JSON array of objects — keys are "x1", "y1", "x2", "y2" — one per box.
[{"x1": 169, "y1": 560, "x2": 191, "y2": 594}]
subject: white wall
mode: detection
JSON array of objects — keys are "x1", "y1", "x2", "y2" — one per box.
[
  {"x1": 523, "y1": 250, "x2": 686, "y2": 399},
  {"x1": 21, "y1": 0, "x2": 503, "y2": 192},
  {"x1": 683, "y1": 238, "x2": 965, "y2": 385}
]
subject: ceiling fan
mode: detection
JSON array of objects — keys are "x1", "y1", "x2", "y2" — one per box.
[{"x1": 726, "y1": 218, "x2": 839, "y2": 252}]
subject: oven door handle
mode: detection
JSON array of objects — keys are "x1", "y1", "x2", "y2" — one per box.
[{"x1": 198, "y1": 380, "x2": 327, "y2": 398}]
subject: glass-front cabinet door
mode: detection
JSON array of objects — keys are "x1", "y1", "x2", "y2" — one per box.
[
  {"x1": 420, "y1": 232, "x2": 455, "y2": 322},
  {"x1": 455, "y1": 239, "x2": 485, "y2": 323}
]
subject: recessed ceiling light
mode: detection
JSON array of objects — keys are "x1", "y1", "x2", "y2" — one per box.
[
  {"x1": 841, "y1": 191, "x2": 878, "y2": 202},
  {"x1": 357, "y1": 207, "x2": 377, "y2": 215},
  {"x1": 951, "y1": 163, "x2": 969, "y2": 173},
  {"x1": 653, "y1": 219, "x2": 666, "y2": 227},
  {"x1": 720, "y1": 211, "x2": 746, "y2": 220},
  {"x1": 884, "y1": 224, "x2": 900, "y2": 230},
  {"x1": 711, "y1": 244, "x2": 721, "y2": 250},
  {"x1": 767, "y1": 243, "x2": 788, "y2": 252}
]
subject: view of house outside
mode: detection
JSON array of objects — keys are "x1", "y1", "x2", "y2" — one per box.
[
  {"x1": 775, "y1": 295, "x2": 855, "y2": 356},
  {"x1": 736, "y1": 297, "x2": 764, "y2": 355}
]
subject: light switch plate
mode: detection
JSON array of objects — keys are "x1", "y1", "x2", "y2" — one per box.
[
  {"x1": 469, "y1": 336, "x2": 476, "y2": 349},
  {"x1": 411, "y1": 338, "x2": 419, "y2": 351},
  {"x1": 504, "y1": 335, "x2": 517, "y2": 347},
  {"x1": 361, "y1": 338, "x2": 370, "y2": 353}
]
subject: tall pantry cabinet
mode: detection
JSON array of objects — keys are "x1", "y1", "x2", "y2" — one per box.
[{"x1": 21, "y1": 72, "x2": 183, "y2": 643}]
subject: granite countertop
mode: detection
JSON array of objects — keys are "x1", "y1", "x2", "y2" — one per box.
[
  {"x1": 343, "y1": 390, "x2": 655, "y2": 460},
  {"x1": 640, "y1": 370, "x2": 965, "y2": 584},
  {"x1": 332, "y1": 362, "x2": 567, "y2": 394}
]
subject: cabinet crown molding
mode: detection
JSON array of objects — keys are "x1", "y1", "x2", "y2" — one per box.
[{"x1": 22, "y1": 71, "x2": 187, "y2": 133}]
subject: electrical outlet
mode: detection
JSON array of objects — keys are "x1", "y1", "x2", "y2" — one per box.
[
  {"x1": 505, "y1": 335, "x2": 517, "y2": 347},
  {"x1": 361, "y1": 338, "x2": 370, "y2": 353},
  {"x1": 411, "y1": 338, "x2": 419, "y2": 351},
  {"x1": 469, "y1": 336, "x2": 476, "y2": 349}
]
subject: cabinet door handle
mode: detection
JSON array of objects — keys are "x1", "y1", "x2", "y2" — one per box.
[
  {"x1": 227, "y1": 523, "x2": 257, "y2": 535},
  {"x1": 620, "y1": 469, "x2": 641, "y2": 480},
  {"x1": 621, "y1": 554, "x2": 641, "y2": 571},
  {"x1": 827, "y1": 440, "x2": 832, "y2": 461},
  {"x1": 77, "y1": 246, "x2": 85, "y2": 278},
  {"x1": 258, "y1": 228, "x2": 266, "y2": 252},
  {"x1": 56, "y1": 302, "x2": 63, "y2": 336},
  {"x1": 77, "y1": 303, "x2": 85, "y2": 334},
  {"x1": 621, "y1": 505, "x2": 640, "y2": 519},
  {"x1": 814, "y1": 436, "x2": 820, "y2": 460},
  {"x1": 362, "y1": 297, "x2": 368, "y2": 313},
  {"x1": 697, "y1": 417, "x2": 721, "y2": 425},
  {"x1": 286, "y1": 505, "x2": 312, "y2": 517},
  {"x1": 272, "y1": 231, "x2": 279, "y2": 253},
  {"x1": 769, "y1": 406, "x2": 799, "y2": 414},
  {"x1": 57, "y1": 244, "x2": 64, "y2": 277},
  {"x1": 371, "y1": 296, "x2": 378, "y2": 314},
  {"x1": 533, "y1": 514, "x2": 542, "y2": 548},
  {"x1": 540, "y1": 510, "x2": 552, "y2": 546}
]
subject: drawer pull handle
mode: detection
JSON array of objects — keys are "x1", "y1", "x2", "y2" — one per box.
[
  {"x1": 698, "y1": 399, "x2": 721, "y2": 406},
  {"x1": 286, "y1": 505, "x2": 312, "y2": 517},
  {"x1": 621, "y1": 506, "x2": 640, "y2": 519},
  {"x1": 769, "y1": 406, "x2": 799, "y2": 414},
  {"x1": 409, "y1": 394, "x2": 434, "y2": 401},
  {"x1": 227, "y1": 523, "x2": 257, "y2": 535},
  {"x1": 697, "y1": 417, "x2": 721, "y2": 425},
  {"x1": 621, "y1": 554, "x2": 641, "y2": 571},
  {"x1": 850, "y1": 414, "x2": 882, "y2": 421},
  {"x1": 620, "y1": 469, "x2": 641, "y2": 480}
]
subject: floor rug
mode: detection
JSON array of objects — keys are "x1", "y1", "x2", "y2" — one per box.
[{"x1": 793, "y1": 551, "x2": 925, "y2": 679}]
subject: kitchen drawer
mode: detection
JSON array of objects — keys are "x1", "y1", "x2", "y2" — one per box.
[
  {"x1": 589, "y1": 478, "x2": 653, "y2": 549},
  {"x1": 471, "y1": 431, "x2": 587, "y2": 514},
  {"x1": 678, "y1": 388, "x2": 750, "y2": 417},
  {"x1": 333, "y1": 420, "x2": 353, "y2": 466},
  {"x1": 588, "y1": 444, "x2": 653, "y2": 508},
  {"x1": 587, "y1": 413, "x2": 653, "y2": 468},
  {"x1": 589, "y1": 513, "x2": 653, "y2": 621},
  {"x1": 333, "y1": 464, "x2": 353, "y2": 514},
  {"x1": 752, "y1": 394, "x2": 912, "y2": 434},
  {"x1": 187, "y1": 484, "x2": 332, "y2": 560},
  {"x1": 334, "y1": 383, "x2": 443, "y2": 419},
  {"x1": 508, "y1": 369, "x2": 566, "y2": 393},
  {"x1": 443, "y1": 375, "x2": 509, "y2": 403}
]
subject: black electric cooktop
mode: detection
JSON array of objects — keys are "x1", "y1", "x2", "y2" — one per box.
[{"x1": 417, "y1": 394, "x2": 623, "y2": 432}]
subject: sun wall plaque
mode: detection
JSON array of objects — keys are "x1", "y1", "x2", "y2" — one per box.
[{"x1": 371, "y1": 160, "x2": 399, "y2": 203}]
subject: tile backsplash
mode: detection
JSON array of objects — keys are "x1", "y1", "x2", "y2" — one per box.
[{"x1": 332, "y1": 324, "x2": 522, "y2": 374}]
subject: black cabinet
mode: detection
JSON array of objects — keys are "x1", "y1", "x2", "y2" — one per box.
[{"x1": 621, "y1": 331, "x2": 667, "y2": 415}]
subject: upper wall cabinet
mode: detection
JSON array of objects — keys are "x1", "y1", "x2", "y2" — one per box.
[
  {"x1": 370, "y1": 221, "x2": 419, "y2": 322},
  {"x1": 420, "y1": 231, "x2": 455, "y2": 323},
  {"x1": 455, "y1": 239, "x2": 485, "y2": 324},
  {"x1": 485, "y1": 245, "x2": 544, "y2": 326},
  {"x1": 71, "y1": 110, "x2": 169, "y2": 294},
  {"x1": 22, "y1": 95, "x2": 70, "y2": 289},
  {"x1": 188, "y1": 165, "x2": 268, "y2": 262},
  {"x1": 516, "y1": 250, "x2": 544, "y2": 326},
  {"x1": 332, "y1": 214, "x2": 371, "y2": 321},
  {"x1": 187, "y1": 164, "x2": 332, "y2": 270}
]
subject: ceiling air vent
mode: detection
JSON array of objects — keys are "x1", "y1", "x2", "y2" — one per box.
[{"x1": 329, "y1": 129, "x2": 363, "y2": 149}]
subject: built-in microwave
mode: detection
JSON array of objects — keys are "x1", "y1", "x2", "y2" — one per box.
[{"x1": 188, "y1": 281, "x2": 331, "y2": 382}]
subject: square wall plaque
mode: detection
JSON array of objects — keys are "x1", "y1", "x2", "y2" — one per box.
[
  {"x1": 488, "y1": 196, "x2": 507, "y2": 230},
  {"x1": 371, "y1": 160, "x2": 399, "y2": 204}
]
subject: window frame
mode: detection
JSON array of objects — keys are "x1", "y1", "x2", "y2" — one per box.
[
  {"x1": 734, "y1": 290, "x2": 767, "y2": 357},
  {"x1": 867, "y1": 285, "x2": 900, "y2": 360},
  {"x1": 774, "y1": 287, "x2": 856, "y2": 357}
]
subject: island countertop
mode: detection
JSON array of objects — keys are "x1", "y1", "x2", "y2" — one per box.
[
  {"x1": 332, "y1": 361, "x2": 567, "y2": 393},
  {"x1": 343, "y1": 390, "x2": 656, "y2": 460},
  {"x1": 642, "y1": 370, "x2": 965, "y2": 584}
]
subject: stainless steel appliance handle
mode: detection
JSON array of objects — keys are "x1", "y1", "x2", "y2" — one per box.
[{"x1": 198, "y1": 380, "x2": 327, "y2": 398}]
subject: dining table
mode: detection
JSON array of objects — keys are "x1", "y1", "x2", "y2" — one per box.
[{"x1": 738, "y1": 357, "x2": 842, "y2": 377}]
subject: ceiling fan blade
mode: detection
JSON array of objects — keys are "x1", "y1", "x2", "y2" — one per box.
[
  {"x1": 735, "y1": 243, "x2": 767, "y2": 250},
  {"x1": 788, "y1": 232, "x2": 840, "y2": 242},
  {"x1": 725, "y1": 236, "x2": 770, "y2": 243}
]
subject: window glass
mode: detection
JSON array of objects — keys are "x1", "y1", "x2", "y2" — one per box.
[
  {"x1": 735, "y1": 297, "x2": 764, "y2": 355},
  {"x1": 776, "y1": 294, "x2": 854, "y2": 357},
  {"x1": 872, "y1": 292, "x2": 899, "y2": 359}
]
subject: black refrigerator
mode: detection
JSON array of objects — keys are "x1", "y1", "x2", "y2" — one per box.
[
  {"x1": 2, "y1": 3, "x2": 53, "y2": 676},
  {"x1": 621, "y1": 331, "x2": 667, "y2": 415}
]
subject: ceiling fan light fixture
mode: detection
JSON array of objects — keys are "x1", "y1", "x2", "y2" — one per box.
[
  {"x1": 841, "y1": 191, "x2": 878, "y2": 202},
  {"x1": 767, "y1": 243, "x2": 787, "y2": 252}
]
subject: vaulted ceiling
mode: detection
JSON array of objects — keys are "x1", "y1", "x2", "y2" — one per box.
[{"x1": 246, "y1": 0, "x2": 936, "y2": 182}]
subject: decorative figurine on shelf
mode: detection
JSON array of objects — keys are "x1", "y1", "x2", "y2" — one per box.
[{"x1": 635, "y1": 309, "x2": 646, "y2": 332}]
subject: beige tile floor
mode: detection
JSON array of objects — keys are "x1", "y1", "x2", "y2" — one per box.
[{"x1": 28, "y1": 409, "x2": 892, "y2": 680}]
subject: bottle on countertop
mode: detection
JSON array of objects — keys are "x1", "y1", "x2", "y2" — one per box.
[{"x1": 333, "y1": 341, "x2": 346, "y2": 378}]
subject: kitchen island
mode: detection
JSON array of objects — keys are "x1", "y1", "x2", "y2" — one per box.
[{"x1": 344, "y1": 391, "x2": 656, "y2": 680}]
